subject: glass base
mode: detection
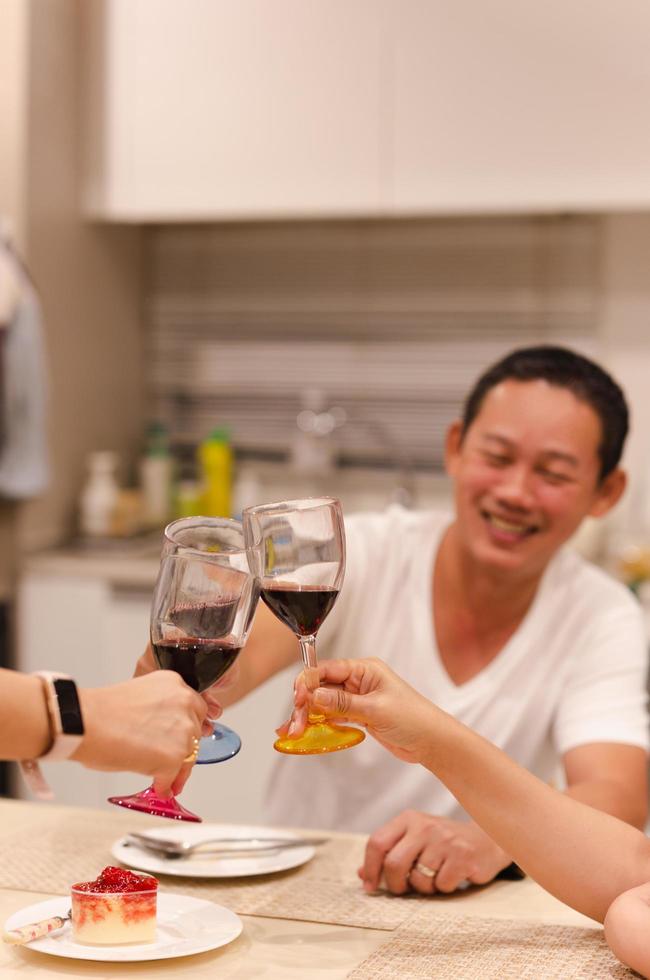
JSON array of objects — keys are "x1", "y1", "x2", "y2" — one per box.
[
  {"x1": 274, "y1": 720, "x2": 365, "y2": 755},
  {"x1": 107, "y1": 785, "x2": 202, "y2": 822},
  {"x1": 196, "y1": 723, "x2": 242, "y2": 765}
]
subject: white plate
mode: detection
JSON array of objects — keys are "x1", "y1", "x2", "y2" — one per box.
[
  {"x1": 3, "y1": 893, "x2": 242, "y2": 962},
  {"x1": 111, "y1": 823, "x2": 316, "y2": 878}
]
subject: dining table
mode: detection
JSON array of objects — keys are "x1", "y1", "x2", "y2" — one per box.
[{"x1": 0, "y1": 797, "x2": 627, "y2": 979}]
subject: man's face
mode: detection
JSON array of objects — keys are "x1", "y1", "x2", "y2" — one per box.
[{"x1": 446, "y1": 379, "x2": 618, "y2": 580}]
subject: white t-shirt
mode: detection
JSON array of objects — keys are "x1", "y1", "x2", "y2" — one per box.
[{"x1": 263, "y1": 507, "x2": 649, "y2": 833}]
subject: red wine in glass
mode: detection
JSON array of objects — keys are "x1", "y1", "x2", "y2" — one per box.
[
  {"x1": 152, "y1": 637, "x2": 242, "y2": 693},
  {"x1": 261, "y1": 586, "x2": 339, "y2": 636},
  {"x1": 108, "y1": 518, "x2": 261, "y2": 822},
  {"x1": 243, "y1": 496, "x2": 365, "y2": 756},
  {"x1": 168, "y1": 597, "x2": 239, "y2": 639}
]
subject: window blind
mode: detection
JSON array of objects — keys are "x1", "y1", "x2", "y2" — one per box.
[{"x1": 144, "y1": 216, "x2": 600, "y2": 470}]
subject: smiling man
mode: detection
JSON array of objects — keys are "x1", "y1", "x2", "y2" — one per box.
[{"x1": 137, "y1": 345, "x2": 649, "y2": 896}]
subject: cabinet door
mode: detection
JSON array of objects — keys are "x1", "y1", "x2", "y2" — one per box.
[
  {"x1": 16, "y1": 573, "x2": 114, "y2": 807},
  {"x1": 390, "y1": 0, "x2": 650, "y2": 212},
  {"x1": 84, "y1": 0, "x2": 389, "y2": 218}
]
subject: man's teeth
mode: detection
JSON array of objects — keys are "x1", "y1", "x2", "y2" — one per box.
[{"x1": 488, "y1": 515, "x2": 529, "y2": 534}]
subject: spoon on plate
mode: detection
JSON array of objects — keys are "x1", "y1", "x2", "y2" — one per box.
[
  {"x1": 124, "y1": 832, "x2": 328, "y2": 859},
  {"x1": 3, "y1": 910, "x2": 71, "y2": 945}
]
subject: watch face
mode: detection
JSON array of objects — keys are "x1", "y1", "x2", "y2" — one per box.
[{"x1": 52, "y1": 678, "x2": 84, "y2": 736}]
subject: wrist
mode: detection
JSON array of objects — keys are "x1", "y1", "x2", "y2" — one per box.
[
  {"x1": 70, "y1": 687, "x2": 98, "y2": 764},
  {"x1": 467, "y1": 823, "x2": 516, "y2": 878},
  {"x1": 20, "y1": 672, "x2": 85, "y2": 801},
  {"x1": 29, "y1": 674, "x2": 54, "y2": 758},
  {"x1": 410, "y1": 698, "x2": 444, "y2": 775},
  {"x1": 413, "y1": 699, "x2": 450, "y2": 769}
]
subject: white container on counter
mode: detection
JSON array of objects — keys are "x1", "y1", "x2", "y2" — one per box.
[{"x1": 79, "y1": 451, "x2": 120, "y2": 537}]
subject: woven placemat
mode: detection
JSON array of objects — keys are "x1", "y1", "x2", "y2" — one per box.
[
  {"x1": 346, "y1": 908, "x2": 632, "y2": 979},
  {"x1": 0, "y1": 808, "x2": 418, "y2": 931}
]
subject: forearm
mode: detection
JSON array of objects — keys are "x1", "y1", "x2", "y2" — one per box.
[
  {"x1": 0, "y1": 669, "x2": 51, "y2": 760},
  {"x1": 212, "y1": 650, "x2": 266, "y2": 708},
  {"x1": 215, "y1": 606, "x2": 298, "y2": 708},
  {"x1": 418, "y1": 705, "x2": 650, "y2": 922}
]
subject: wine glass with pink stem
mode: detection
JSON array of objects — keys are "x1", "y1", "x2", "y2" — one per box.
[{"x1": 108, "y1": 518, "x2": 260, "y2": 822}]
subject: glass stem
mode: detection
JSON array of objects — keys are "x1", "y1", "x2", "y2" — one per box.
[{"x1": 299, "y1": 635, "x2": 325, "y2": 725}]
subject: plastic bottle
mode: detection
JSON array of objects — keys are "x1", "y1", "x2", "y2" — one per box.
[
  {"x1": 232, "y1": 466, "x2": 262, "y2": 520},
  {"x1": 79, "y1": 451, "x2": 120, "y2": 537},
  {"x1": 198, "y1": 428, "x2": 232, "y2": 517},
  {"x1": 139, "y1": 423, "x2": 173, "y2": 528},
  {"x1": 174, "y1": 479, "x2": 201, "y2": 519}
]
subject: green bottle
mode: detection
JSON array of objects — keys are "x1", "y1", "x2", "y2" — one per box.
[{"x1": 198, "y1": 428, "x2": 232, "y2": 517}]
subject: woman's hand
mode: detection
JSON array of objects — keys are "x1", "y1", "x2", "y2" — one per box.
[
  {"x1": 278, "y1": 657, "x2": 435, "y2": 765},
  {"x1": 73, "y1": 671, "x2": 209, "y2": 797},
  {"x1": 134, "y1": 643, "x2": 232, "y2": 721}
]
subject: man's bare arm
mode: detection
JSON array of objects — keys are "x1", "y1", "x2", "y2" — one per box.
[
  {"x1": 215, "y1": 602, "x2": 299, "y2": 706},
  {"x1": 563, "y1": 742, "x2": 648, "y2": 830}
]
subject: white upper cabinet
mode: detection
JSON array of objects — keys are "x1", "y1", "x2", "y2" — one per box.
[
  {"x1": 82, "y1": 0, "x2": 389, "y2": 219},
  {"x1": 389, "y1": 0, "x2": 650, "y2": 213},
  {"x1": 82, "y1": 0, "x2": 650, "y2": 219}
]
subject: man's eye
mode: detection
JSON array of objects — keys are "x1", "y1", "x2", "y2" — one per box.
[
  {"x1": 539, "y1": 469, "x2": 571, "y2": 485},
  {"x1": 484, "y1": 453, "x2": 510, "y2": 467}
]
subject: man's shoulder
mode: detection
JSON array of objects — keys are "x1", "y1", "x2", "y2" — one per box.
[
  {"x1": 548, "y1": 546, "x2": 641, "y2": 618},
  {"x1": 343, "y1": 505, "x2": 449, "y2": 563},
  {"x1": 345, "y1": 505, "x2": 450, "y2": 539}
]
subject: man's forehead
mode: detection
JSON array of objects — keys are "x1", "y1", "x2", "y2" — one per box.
[
  {"x1": 470, "y1": 380, "x2": 603, "y2": 455},
  {"x1": 477, "y1": 379, "x2": 594, "y2": 419}
]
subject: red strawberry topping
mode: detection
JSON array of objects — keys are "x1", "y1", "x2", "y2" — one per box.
[{"x1": 73, "y1": 866, "x2": 158, "y2": 893}]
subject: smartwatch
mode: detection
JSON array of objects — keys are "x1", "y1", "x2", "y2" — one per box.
[
  {"x1": 20, "y1": 672, "x2": 85, "y2": 800},
  {"x1": 36, "y1": 672, "x2": 85, "y2": 759}
]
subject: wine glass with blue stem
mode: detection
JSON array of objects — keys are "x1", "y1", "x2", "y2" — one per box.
[{"x1": 108, "y1": 517, "x2": 260, "y2": 821}]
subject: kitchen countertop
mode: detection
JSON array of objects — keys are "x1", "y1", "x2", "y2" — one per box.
[
  {"x1": 20, "y1": 463, "x2": 453, "y2": 590},
  {"x1": 21, "y1": 537, "x2": 163, "y2": 589}
]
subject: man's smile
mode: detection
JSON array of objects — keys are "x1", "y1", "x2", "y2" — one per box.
[{"x1": 481, "y1": 509, "x2": 540, "y2": 540}]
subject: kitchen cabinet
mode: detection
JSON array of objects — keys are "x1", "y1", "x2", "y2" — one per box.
[
  {"x1": 390, "y1": 0, "x2": 650, "y2": 213},
  {"x1": 82, "y1": 0, "x2": 388, "y2": 219},
  {"x1": 83, "y1": 0, "x2": 650, "y2": 219},
  {"x1": 16, "y1": 565, "x2": 294, "y2": 821}
]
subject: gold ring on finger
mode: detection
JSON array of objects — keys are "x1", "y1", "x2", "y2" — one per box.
[
  {"x1": 183, "y1": 736, "x2": 200, "y2": 764},
  {"x1": 413, "y1": 861, "x2": 438, "y2": 879}
]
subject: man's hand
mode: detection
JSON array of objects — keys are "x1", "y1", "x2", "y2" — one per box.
[{"x1": 359, "y1": 810, "x2": 512, "y2": 895}]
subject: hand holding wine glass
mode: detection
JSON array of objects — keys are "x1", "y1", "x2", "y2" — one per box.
[
  {"x1": 108, "y1": 518, "x2": 260, "y2": 822},
  {"x1": 243, "y1": 496, "x2": 365, "y2": 755},
  {"x1": 160, "y1": 516, "x2": 260, "y2": 764}
]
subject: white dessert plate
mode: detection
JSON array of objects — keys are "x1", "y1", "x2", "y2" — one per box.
[
  {"x1": 3, "y1": 894, "x2": 242, "y2": 962},
  {"x1": 111, "y1": 823, "x2": 316, "y2": 878}
]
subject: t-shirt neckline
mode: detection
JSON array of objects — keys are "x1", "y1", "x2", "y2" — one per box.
[{"x1": 412, "y1": 518, "x2": 559, "y2": 700}]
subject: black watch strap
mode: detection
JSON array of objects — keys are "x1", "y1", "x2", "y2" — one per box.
[{"x1": 496, "y1": 861, "x2": 526, "y2": 881}]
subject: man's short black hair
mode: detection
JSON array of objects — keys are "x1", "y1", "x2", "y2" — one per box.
[{"x1": 461, "y1": 345, "x2": 629, "y2": 481}]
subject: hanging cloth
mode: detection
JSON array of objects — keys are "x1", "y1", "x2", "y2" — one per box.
[{"x1": 0, "y1": 239, "x2": 49, "y2": 498}]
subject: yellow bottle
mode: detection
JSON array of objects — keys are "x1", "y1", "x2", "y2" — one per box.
[{"x1": 198, "y1": 428, "x2": 232, "y2": 517}]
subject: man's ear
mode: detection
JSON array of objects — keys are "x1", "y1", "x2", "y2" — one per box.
[
  {"x1": 445, "y1": 420, "x2": 464, "y2": 477},
  {"x1": 589, "y1": 468, "x2": 627, "y2": 518}
]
